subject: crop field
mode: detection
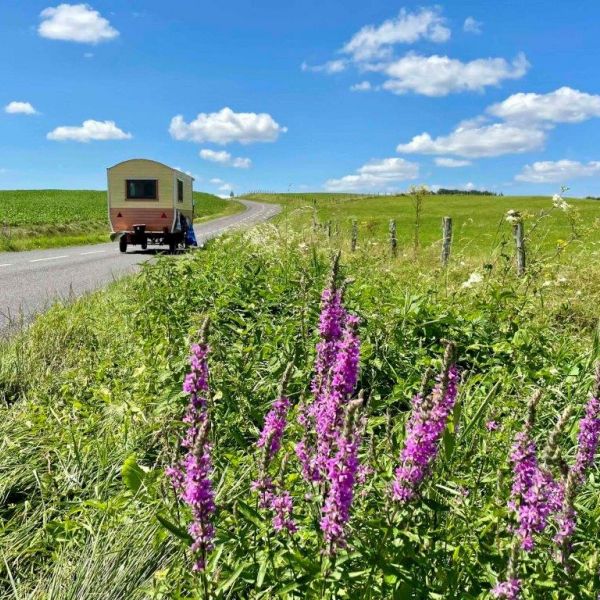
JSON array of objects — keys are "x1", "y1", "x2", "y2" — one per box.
[
  {"x1": 1, "y1": 192, "x2": 600, "y2": 599},
  {"x1": 0, "y1": 190, "x2": 242, "y2": 251}
]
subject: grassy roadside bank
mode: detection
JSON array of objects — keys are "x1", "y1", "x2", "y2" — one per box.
[
  {"x1": 1, "y1": 198, "x2": 599, "y2": 596},
  {"x1": 0, "y1": 190, "x2": 244, "y2": 252}
]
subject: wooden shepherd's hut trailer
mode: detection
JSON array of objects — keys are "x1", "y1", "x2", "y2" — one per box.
[{"x1": 107, "y1": 158, "x2": 196, "y2": 253}]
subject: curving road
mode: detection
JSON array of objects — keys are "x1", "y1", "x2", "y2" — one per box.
[{"x1": 0, "y1": 199, "x2": 279, "y2": 337}]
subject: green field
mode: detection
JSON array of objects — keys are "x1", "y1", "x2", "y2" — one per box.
[
  {"x1": 0, "y1": 190, "x2": 244, "y2": 251},
  {"x1": 246, "y1": 192, "x2": 600, "y2": 257},
  {"x1": 1, "y1": 192, "x2": 600, "y2": 598}
]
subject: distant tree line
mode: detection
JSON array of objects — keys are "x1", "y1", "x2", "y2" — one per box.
[{"x1": 434, "y1": 188, "x2": 500, "y2": 196}]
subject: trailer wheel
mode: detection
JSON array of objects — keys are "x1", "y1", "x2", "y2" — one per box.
[
  {"x1": 168, "y1": 238, "x2": 177, "y2": 254},
  {"x1": 141, "y1": 238, "x2": 147, "y2": 250},
  {"x1": 119, "y1": 235, "x2": 127, "y2": 253}
]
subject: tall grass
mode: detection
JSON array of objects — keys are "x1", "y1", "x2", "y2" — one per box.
[{"x1": 1, "y1": 205, "x2": 599, "y2": 597}]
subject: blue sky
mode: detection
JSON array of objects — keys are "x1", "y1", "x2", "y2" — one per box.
[{"x1": 2, "y1": 1, "x2": 600, "y2": 197}]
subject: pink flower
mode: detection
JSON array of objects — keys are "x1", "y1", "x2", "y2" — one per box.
[
  {"x1": 392, "y1": 359, "x2": 459, "y2": 503},
  {"x1": 167, "y1": 330, "x2": 216, "y2": 572}
]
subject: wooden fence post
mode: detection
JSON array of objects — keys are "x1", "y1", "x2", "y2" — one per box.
[
  {"x1": 389, "y1": 219, "x2": 397, "y2": 257},
  {"x1": 514, "y1": 220, "x2": 526, "y2": 276},
  {"x1": 326, "y1": 220, "x2": 332, "y2": 238},
  {"x1": 441, "y1": 216, "x2": 452, "y2": 265},
  {"x1": 351, "y1": 220, "x2": 358, "y2": 252}
]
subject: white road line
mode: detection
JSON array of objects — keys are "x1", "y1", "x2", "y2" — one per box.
[
  {"x1": 80, "y1": 250, "x2": 106, "y2": 255},
  {"x1": 0, "y1": 263, "x2": 12, "y2": 267},
  {"x1": 30, "y1": 255, "x2": 69, "y2": 263}
]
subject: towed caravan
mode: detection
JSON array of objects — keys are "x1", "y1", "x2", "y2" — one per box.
[{"x1": 107, "y1": 159, "x2": 197, "y2": 253}]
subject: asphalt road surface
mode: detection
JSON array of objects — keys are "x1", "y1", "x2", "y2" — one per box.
[{"x1": 0, "y1": 199, "x2": 279, "y2": 337}]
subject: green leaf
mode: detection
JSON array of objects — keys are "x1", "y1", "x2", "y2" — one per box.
[
  {"x1": 121, "y1": 454, "x2": 145, "y2": 493},
  {"x1": 155, "y1": 513, "x2": 193, "y2": 544},
  {"x1": 256, "y1": 556, "x2": 268, "y2": 588},
  {"x1": 216, "y1": 562, "x2": 247, "y2": 593},
  {"x1": 236, "y1": 500, "x2": 263, "y2": 529}
]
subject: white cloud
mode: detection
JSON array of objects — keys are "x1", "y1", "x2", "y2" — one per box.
[
  {"x1": 219, "y1": 183, "x2": 233, "y2": 192},
  {"x1": 47, "y1": 119, "x2": 132, "y2": 142},
  {"x1": 342, "y1": 7, "x2": 450, "y2": 62},
  {"x1": 463, "y1": 17, "x2": 482, "y2": 34},
  {"x1": 435, "y1": 157, "x2": 472, "y2": 167},
  {"x1": 301, "y1": 60, "x2": 347, "y2": 74},
  {"x1": 209, "y1": 178, "x2": 224, "y2": 185},
  {"x1": 515, "y1": 160, "x2": 600, "y2": 183},
  {"x1": 397, "y1": 122, "x2": 545, "y2": 158},
  {"x1": 324, "y1": 157, "x2": 419, "y2": 192},
  {"x1": 199, "y1": 148, "x2": 252, "y2": 168},
  {"x1": 38, "y1": 4, "x2": 119, "y2": 43},
  {"x1": 379, "y1": 52, "x2": 529, "y2": 96},
  {"x1": 169, "y1": 107, "x2": 287, "y2": 145},
  {"x1": 488, "y1": 87, "x2": 600, "y2": 124},
  {"x1": 350, "y1": 81, "x2": 372, "y2": 92},
  {"x1": 5, "y1": 101, "x2": 38, "y2": 115}
]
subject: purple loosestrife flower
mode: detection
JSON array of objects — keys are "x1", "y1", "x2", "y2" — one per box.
[
  {"x1": 257, "y1": 396, "x2": 291, "y2": 462},
  {"x1": 392, "y1": 344, "x2": 459, "y2": 503},
  {"x1": 492, "y1": 579, "x2": 521, "y2": 599},
  {"x1": 167, "y1": 320, "x2": 216, "y2": 572},
  {"x1": 554, "y1": 365, "x2": 600, "y2": 558},
  {"x1": 296, "y1": 254, "x2": 361, "y2": 483},
  {"x1": 253, "y1": 363, "x2": 297, "y2": 534},
  {"x1": 320, "y1": 397, "x2": 363, "y2": 552},
  {"x1": 506, "y1": 391, "x2": 563, "y2": 552}
]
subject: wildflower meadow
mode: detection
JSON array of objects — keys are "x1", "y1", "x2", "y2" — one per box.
[{"x1": 1, "y1": 192, "x2": 600, "y2": 598}]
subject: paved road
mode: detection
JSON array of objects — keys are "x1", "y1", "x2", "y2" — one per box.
[{"x1": 0, "y1": 199, "x2": 279, "y2": 336}]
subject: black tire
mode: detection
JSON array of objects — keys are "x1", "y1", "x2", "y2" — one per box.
[
  {"x1": 168, "y1": 239, "x2": 177, "y2": 254},
  {"x1": 119, "y1": 235, "x2": 127, "y2": 253},
  {"x1": 141, "y1": 238, "x2": 147, "y2": 250}
]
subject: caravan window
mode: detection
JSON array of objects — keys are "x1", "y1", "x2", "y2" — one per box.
[
  {"x1": 126, "y1": 179, "x2": 158, "y2": 200},
  {"x1": 177, "y1": 179, "x2": 184, "y2": 202}
]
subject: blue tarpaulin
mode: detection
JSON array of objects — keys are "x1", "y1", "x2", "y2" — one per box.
[{"x1": 185, "y1": 226, "x2": 198, "y2": 247}]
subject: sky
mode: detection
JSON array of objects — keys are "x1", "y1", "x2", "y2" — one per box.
[{"x1": 1, "y1": 1, "x2": 600, "y2": 197}]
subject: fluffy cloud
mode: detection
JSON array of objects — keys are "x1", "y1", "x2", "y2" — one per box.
[
  {"x1": 47, "y1": 119, "x2": 132, "y2": 142},
  {"x1": 170, "y1": 107, "x2": 287, "y2": 145},
  {"x1": 463, "y1": 17, "x2": 482, "y2": 34},
  {"x1": 324, "y1": 157, "x2": 419, "y2": 192},
  {"x1": 301, "y1": 60, "x2": 347, "y2": 74},
  {"x1": 350, "y1": 81, "x2": 372, "y2": 92},
  {"x1": 488, "y1": 87, "x2": 600, "y2": 124},
  {"x1": 435, "y1": 157, "x2": 472, "y2": 167},
  {"x1": 515, "y1": 160, "x2": 600, "y2": 183},
  {"x1": 342, "y1": 7, "x2": 450, "y2": 62},
  {"x1": 199, "y1": 148, "x2": 251, "y2": 168},
  {"x1": 397, "y1": 122, "x2": 545, "y2": 158},
  {"x1": 5, "y1": 101, "x2": 38, "y2": 115},
  {"x1": 380, "y1": 52, "x2": 529, "y2": 96},
  {"x1": 38, "y1": 4, "x2": 119, "y2": 43}
]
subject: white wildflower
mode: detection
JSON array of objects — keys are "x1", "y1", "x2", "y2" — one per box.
[
  {"x1": 505, "y1": 209, "x2": 521, "y2": 224},
  {"x1": 462, "y1": 272, "x2": 483, "y2": 288},
  {"x1": 552, "y1": 193, "x2": 571, "y2": 212}
]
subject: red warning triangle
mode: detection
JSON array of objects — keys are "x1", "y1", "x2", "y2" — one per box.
[
  {"x1": 117, "y1": 212, "x2": 122, "y2": 217},
  {"x1": 161, "y1": 212, "x2": 167, "y2": 218}
]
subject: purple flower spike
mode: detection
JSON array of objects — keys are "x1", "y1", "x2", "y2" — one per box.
[
  {"x1": 167, "y1": 319, "x2": 216, "y2": 572},
  {"x1": 554, "y1": 366, "x2": 600, "y2": 558},
  {"x1": 253, "y1": 363, "x2": 297, "y2": 535},
  {"x1": 492, "y1": 579, "x2": 521, "y2": 599},
  {"x1": 257, "y1": 396, "x2": 291, "y2": 462},
  {"x1": 320, "y1": 397, "x2": 364, "y2": 552},
  {"x1": 297, "y1": 254, "x2": 361, "y2": 484},
  {"x1": 392, "y1": 344, "x2": 459, "y2": 504}
]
